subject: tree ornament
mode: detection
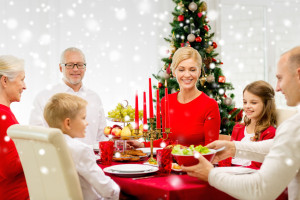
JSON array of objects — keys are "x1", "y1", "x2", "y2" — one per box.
[
  {"x1": 158, "y1": 82, "x2": 163, "y2": 88},
  {"x1": 206, "y1": 46, "x2": 214, "y2": 53},
  {"x1": 204, "y1": 25, "x2": 209, "y2": 32},
  {"x1": 224, "y1": 97, "x2": 233, "y2": 106},
  {"x1": 166, "y1": 64, "x2": 171, "y2": 74},
  {"x1": 218, "y1": 76, "x2": 226, "y2": 83},
  {"x1": 183, "y1": 25, "x2": 189, "y2": 32},
  {"x1": 218, "y1": 88, "x2": 225, "y2": 95},
  {"x1": 187, "y1": 34, "x2": 196, "y2": 42},
  {"x1": 212, "y1": 41, "x2": 218, "y2": 48},
  {"x1": 180, "y1": 43, "x2": 185, "y2": 47},
  {"x1": 199, "y1": 77, "x2": 206, "y2": 86},
  {"x1": 178, "y1": 15, "x2": 184, "y2": 22},
  {"x1": 199, "y1": 2, "x2": 207, "y2": 12},
  {"x1": 170, "y1": 45, "x2": 176, "y2": 53},
  {"x1": 164, "y1": 71, "x2": 170, "y2": 79},
  {"x1": 212, "y1": 58, "x2": 217, "y2": 62},
  {"x1": 197, "y1": 12, "x2": 203, "y2": 18},
  {"x1": 204, "y1": 57, "x2": 212, "y2": 68},
  {"x1": 195, "y1": 36, "x2": 202, "y2": 42},
  {"x1": 206, "y1": 74, "x2": 215, "y2": 83},
  {"x1": 188, "y1": 2, "x2": 198, "y2": 12}
]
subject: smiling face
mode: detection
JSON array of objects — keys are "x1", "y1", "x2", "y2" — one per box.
[
  {"x1": 276, "y1": 54, "x2": 300, "y2": 106},
  {"x1": 68, "y1": 108, "x2": 88, "y2": 138},
  {"x1": 243, "y1": 90, "x2": 264, "y2": 122},
  {"x1": 5, "y1": 71, "x2": 26, "y2": 103},
  {"x1": 173, "y1": 58, "x2": 201, "y2": 91},
  {"x1": 60, "y1": 51, "x2": 86, "y2": 87}
]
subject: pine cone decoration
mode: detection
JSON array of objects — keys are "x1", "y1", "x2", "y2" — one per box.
[
  {"x1": 204, "y1": 57, "x2": 212, "y2": 68},
  {"x1": 206, "y1": 46, "x2": 214, "y2": 53}
]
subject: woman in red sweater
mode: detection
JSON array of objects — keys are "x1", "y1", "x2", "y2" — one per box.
[
  {"x1": 0, "y1": 55, "x2": 29, "y2": 199},
  {"x1": 220, "y1": 80, "x2": 277, "y2": 169},
  {"x1": 129, "y1": 47, "x2": 220, "y2": 148}
]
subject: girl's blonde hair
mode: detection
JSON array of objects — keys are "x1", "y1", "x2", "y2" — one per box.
[
  {"x1": 243, "y1": 80, "x2": 277, "y2": 141},
  {"x1": 0, "y1": 55, "x2": 24, "y2": 80},
  {"x1": 171, "y1": 47, "x2": 202, "y2": 74},
  {"x1": 44, "y1": 93, "x2": 87, "y2": 129}
]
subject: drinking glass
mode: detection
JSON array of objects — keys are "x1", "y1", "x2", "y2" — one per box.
[
  {"x1": 99, "y1": 141, "x2": 114, "y2": 165},
  {"x1": 156, "y1": 149, "x2": 172, "y2": 176}
]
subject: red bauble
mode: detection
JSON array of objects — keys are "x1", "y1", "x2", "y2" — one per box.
[
  {"x1": 180, "y1": 43, "x2": 185, "y2": 47},
  {"x1": 212, "y1": 58, "x2": 217, "y2": 62},
  {"x1": 197, "y1": 12, "x2": 203, "y2": 18},
  {"x1": 218, "y1": 76, "x2": 226, "y2": 83},
  {"x1": 212, "y1": 42, "x2": 217, "y2": 49},
  {"x1": 158, "y1": 82, "x2": 163, "y2": 88},
  {"x1": 204, "y1": 25, "x2": 209, "y2": 32},
  {"x1": 178, "y1": 15, "x2": 184, "y2": 22},
  {"x1": 166, "y1": 64, "x2": 171, "y2": 74},
  {"x1": 195, "y1": 36, "x2": 202, "y2": 42}
]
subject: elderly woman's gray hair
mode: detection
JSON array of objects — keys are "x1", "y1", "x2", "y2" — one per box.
[{"x1": 0, "y1": 55, "x2": 24, "y2": 80}]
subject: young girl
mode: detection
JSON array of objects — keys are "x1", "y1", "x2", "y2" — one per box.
[{"x1": 230, "y1": 80, "x2": 277, "y2": 169}]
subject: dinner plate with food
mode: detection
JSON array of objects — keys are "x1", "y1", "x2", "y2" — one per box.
[{"x1": 113, "y1": 149, "x2": 148, "y2": 162}]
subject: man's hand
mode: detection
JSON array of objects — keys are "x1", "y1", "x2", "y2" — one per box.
[
  {"x1": 206, "y1": 140, "x2": 236, "y2": 164},
  {"x1": 126, "y1": 140, "x2": 145, "y2": 149},
  {"x1": 181, "y1": 154, "x2": 214, "y2": 182}
]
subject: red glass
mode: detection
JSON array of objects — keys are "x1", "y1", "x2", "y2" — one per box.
[
  {"x1": 157, "y1": 149, "x2": 172, "y2": 176},
  {"x1": 99, "y1": 141, "x2": 114, "y2": 165}
]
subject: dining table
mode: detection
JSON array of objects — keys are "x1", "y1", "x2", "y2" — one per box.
[{"x1": 98, "y1": 160, "x2": 237, "y2": 200}]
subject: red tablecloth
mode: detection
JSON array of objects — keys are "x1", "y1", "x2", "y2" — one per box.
[{"x1": 98, "y1": 161, "x2": 236, "y2": 200}]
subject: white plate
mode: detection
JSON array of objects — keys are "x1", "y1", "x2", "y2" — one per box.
[
  {"x1": 143, "y1": 162, "x2": 183, "y2": 172},
  {"x1": 106, "y1": 164, "x2": 153, "y2": 173},
  {"x1": 104, "y1": 164, "x2": 158, "y2": 177},
  {"x1": 136, "y1": 147, "x2": 163, "y2": 155}
]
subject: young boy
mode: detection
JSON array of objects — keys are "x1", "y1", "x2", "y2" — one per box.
[{"x1": 44, "y1": 93, "x2": 120, "y2": 200}]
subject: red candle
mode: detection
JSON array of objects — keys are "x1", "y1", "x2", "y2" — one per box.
[
  {"x1": 135, "y1": 91, "x2": 139, "y2": 129},
  {"x1": 143, "y1": 91, "x2": 147, "y2": 131},
  {"x1": 156, "y1": 83, "x2": 161, "y2": 129},
  {"x1": 149, "y1": 78, "x2": 154, "y2": 118},
  {"x1": 164, "y1": 80, "x2": 169, "y2": 129}
]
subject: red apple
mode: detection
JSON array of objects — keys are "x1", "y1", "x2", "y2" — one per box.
[
  {"x1": 112, "y1": 124, "x2": 122, "y2": 129},
  {"x1": 111, "y1": 127, "x2": 122, "y2": 137},
  {"x1": 103, "y1": 126, "x2": 112, "y2": 136}
]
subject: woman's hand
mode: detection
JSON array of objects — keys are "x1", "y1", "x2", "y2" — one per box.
[
  {"x1": 206, "y1": 140, "x2": 236, "y2": 164},
  {"x1": 127, "y1": 140, "x2": 145, "y2": 149},
  {"x1": 181, "y1": 154, "x2": 214, "y2": 182}
]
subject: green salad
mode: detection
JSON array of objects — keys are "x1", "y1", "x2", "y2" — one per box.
[{"x1": 171, "y1": 144, "x2": 210, "y2": 155}]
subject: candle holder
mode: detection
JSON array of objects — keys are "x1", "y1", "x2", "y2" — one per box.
[{"x1": 146, "y1": 118, "x2": 172, "y2": 163}]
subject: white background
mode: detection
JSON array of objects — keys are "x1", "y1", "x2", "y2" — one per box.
[{"x1": 1, "y1": 0, "x2": 299, "y2": 124}]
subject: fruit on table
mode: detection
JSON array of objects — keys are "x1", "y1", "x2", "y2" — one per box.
[
  {"x1": 121, "y1": 126, "x2": 131, "y2": 140},
  {"x1": 103, "y1": 126, "x2": 112, "y2": 136},
  {"x1": 108, "y1": 103, "x2": 143, "y2": 122},
  {"x1": 111, "y1": 127, "x2": 122, "y2": 137}
]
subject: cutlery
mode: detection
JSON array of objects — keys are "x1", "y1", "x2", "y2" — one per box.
[{"x1": 132, "y1": 175, "x2": 156, "y2": 180}]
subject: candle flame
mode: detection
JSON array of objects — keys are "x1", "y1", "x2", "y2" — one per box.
[{"x1": 165, "y1": 80, "x2": 167, "y2": 87}]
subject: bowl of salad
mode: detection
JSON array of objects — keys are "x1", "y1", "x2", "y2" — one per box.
[{"x1": 171, "y1": 144, "x2": 216, "y2": 167}]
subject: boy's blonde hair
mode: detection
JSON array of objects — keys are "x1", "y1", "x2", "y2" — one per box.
[
  {"x1": 44, "y1": 93, "x2": 88, "y2": 129},
  {"x1": 171, "y1": 47, "x2": 202, "y2": 74}
]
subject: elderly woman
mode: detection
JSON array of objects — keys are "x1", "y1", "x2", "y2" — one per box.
[
  {"x1": 0, "y1": 55, "x2": 28, "y2": 199},
  {"x1": 130, "y1": 47, "x2": 220, "y2": 148}
]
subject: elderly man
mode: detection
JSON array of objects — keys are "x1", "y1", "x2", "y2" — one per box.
[
  {"x1": 29, "y1": 47, "x2": 107, "y2": 145},
  {"x1": 182, "y1": 46, "x2": 300, "y2": 199}
]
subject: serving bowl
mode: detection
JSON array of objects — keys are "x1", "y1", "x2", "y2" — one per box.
[{"x1": 172, "y1": 149, "x2": 216, "y2": 167}]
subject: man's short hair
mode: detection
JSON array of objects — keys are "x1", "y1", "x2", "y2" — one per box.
[
  {"x1": 60, "y1": 47, "x2": 86, "y2": 64},
  {"x1": 44, "y1": 93, "x2": 87, "y2": 129}
]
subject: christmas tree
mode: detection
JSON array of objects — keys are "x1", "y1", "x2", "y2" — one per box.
[{"x1": 153, "y1": 0, "x2": 242, "y2": 135}]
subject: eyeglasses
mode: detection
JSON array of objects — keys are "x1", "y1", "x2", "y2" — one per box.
[{"x1": 61, "y1": 62, "x2": 86, "y2": 69}]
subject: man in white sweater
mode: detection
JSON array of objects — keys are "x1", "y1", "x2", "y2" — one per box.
[{"x1": 182, "y1": 46, "x2": 300, "y2": 200}]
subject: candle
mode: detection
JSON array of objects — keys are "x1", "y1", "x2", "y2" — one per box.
[
  {"x1": 164, "y1": 80, "x2": 169, "y2": 129},
  {"x1": 156, "y1": 83, "x2": 161, "y2": 129},
  {"x1": 135, "y1": 91, "x2": 139, "y2": 129},
  {"x1": 149, "y1": 78, "x2": 154, "y2": 118},
  {"x1": 143, "y1": 91, "x2": 147, "y2": 131}
]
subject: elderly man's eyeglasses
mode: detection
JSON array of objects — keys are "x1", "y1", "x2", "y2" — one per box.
[{"x1": 61, "y1": 62, "x2": 86, "y2": 69}]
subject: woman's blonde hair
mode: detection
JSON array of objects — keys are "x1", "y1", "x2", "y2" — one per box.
[
  {"x1": 171, "y1": 47, "x2": 202, "y2": 74},
  {"x1": 0, "y1": 55, "x2": 24, "y2": 80},
  {"x1": 243, "y1": 80, "x2": 277, "y2": 141},
  {"x1": 44, "y1": 93, "x2": 87, "y2": 129}
]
